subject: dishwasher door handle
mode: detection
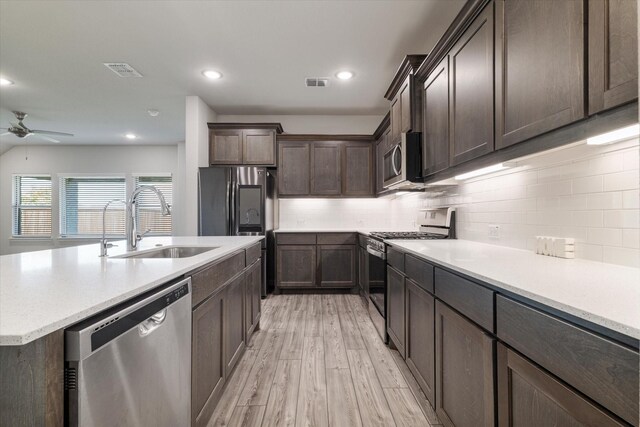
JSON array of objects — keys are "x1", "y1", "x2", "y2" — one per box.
[{"x1": 138, "y1": 308, "x2": 168, "y2": 336}]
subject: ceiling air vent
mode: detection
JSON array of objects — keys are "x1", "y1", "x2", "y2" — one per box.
[
  {"x1": 305, "y1": 77, "x2": 330, "y2": 87},
  {"x1": 103, "y1": 63, "x2": 143, "y2": 77}
]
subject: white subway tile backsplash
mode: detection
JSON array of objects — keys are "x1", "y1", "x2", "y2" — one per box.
[
  {"x1": 622, "y1": 190, "x2": 639, "y2": 209},
  {"x1": 586, "y1": 192, "x2": 623, "y2": 210},
  {"x1": 623, "y1": 229, "x2": 640, "y2": 249},
  {"x1": 587, "y1": 227, "x2": 623, "y2": 246},
  {"x1": 280, "y1": 142, "x2": 639, "y2": 268},
  {"x1": 602, "y1": 246, "x2": 640, "y2": 268},
  {"x1": 572, "y1": 175, "x2": 603, "y2": 194},
  {"x1": 603, "y1": 210, "x2": 640, "y2": 228},
  {"x1": 603, "y1": 170, "x2": 639, "y2": 191},
  {"x1": 572, "y1": 211, "x2": 603, "y2": 228}
]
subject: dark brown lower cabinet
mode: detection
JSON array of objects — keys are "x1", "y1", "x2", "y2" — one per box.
[
  {"x1": 276, "y1": 245, "x2": 316, "y2": 287},
  {"x1": 405, "y1": 279, "x2": 436, "y2": 406},
  {"x1": 224, "y1": 273, "x2": 245, "y2": 375},
  {"x1": 358, "y1": 245, "x2": 367, "y2": 297},
  {"x1": 245, "y1": 259, "x2": 261, "y2": 339},
  {"x1": 435, "y1": 301, "x2": 494, "y2": 427},
  {"x1": 497, "y1": 343, "x2": 625, "y2": 427},
  {"x1": 192, "y1": 290, "x2": 225, "y2": 427},
  {"x1": 387, "y1": 265, "x2": 406, "y2": 357},
  {"x1": 317, "y1": 244, "x2": 356, "y2": 287}
]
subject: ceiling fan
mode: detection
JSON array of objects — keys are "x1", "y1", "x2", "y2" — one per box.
[{"x1": 0, "y1": 111, "x2": 74, "y2": 143}]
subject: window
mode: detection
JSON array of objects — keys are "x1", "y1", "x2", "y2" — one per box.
[
  {"x1": 60, "y1": 177, "x2": 126, "y2": 237},
  {"x1": 134, "y1": 175, "x2": 172, "y2": 235},
  {"x1": 12, "y1": 175, "x2": 52, "y2": 237}
]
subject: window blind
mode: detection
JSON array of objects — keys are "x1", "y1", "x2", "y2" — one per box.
[
  {"x1": 12, "y1": 175, "x2": 52, "y2": 237},
  {"x1": 60, "y1": 177, "x2": 126, "y2": 237},
  {"x1": 134, "y1": 175, "x2": 172, "y2": 235}
]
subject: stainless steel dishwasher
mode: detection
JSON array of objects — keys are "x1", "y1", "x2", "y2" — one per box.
[{"x1": 65, "y1": 277, "x2": 192, "y2": 427}]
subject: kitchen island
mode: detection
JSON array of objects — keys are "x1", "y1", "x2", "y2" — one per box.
[{"x1": 0, "y1": 236, "x2": 263, "y2": 427}]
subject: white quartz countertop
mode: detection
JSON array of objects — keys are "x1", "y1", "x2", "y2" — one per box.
[
  {"x1": 274, "y1": 229, "x2": 416, "y2": 235},
  {"x1": 0, "y1": 236, "x2": 263, "y2": 346},
  {"x1": 386, "y1": 239, "x2": 640, "y2": 340}
]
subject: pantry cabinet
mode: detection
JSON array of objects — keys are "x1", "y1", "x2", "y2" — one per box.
[
  {"x1": 588, "y1": 0, "x2": 638, "y2": 114},
  {"x1": 494, "y1": 0, "x2": 585, "y2": 149},
  {"x1": 208, "y1": 123, "x2": 283, "y2": 166}
]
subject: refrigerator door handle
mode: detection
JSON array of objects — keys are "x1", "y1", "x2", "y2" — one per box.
[{"x1": 229, "y1": 171, "x2": 237, "y2": 236}]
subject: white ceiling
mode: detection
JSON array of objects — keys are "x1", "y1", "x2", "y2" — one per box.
[{"x1": 0, "y1": 0, "x2": 465, "y2": 152}]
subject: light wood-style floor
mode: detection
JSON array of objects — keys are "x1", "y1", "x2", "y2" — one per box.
[{"x1": 207, "y1": 294, "x2": 442, "y2": 427}]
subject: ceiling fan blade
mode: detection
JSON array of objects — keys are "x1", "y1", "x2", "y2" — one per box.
[
  {"x1": 37, "y1": 135, "x2": 60, "y2": 143},
  {"x1": 31, "y1": 130, "x2": 74, "y2": 137}
]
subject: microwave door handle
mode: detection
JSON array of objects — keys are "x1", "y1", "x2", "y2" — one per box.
[{"x1": 391, "y1": 145, "x2": 401, "y2": 176}]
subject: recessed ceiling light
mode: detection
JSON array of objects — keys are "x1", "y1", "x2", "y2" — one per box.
[
  {"x1": 586, "y1": 124, "x2": 639, "y2": 145},
  {"x1": 336, "y1": 71, "x2": 354, "y2": 80},
  {"x1": 202, "y1": 70, "x2": 223, "y2": 80},
  {"x1": 0, "y1": 78, "x2": 14, "y2": 86},
  {"x1": 125, "y1": 133, "x2": 137, "y2": 140},
  {"x1": 147, "y1": 109, "x2": 160, "y2": 117}
]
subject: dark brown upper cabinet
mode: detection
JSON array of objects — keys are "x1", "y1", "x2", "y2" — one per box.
[
  {"x1": 373, "y1": 113, "x2": 391, "y2": 195},
  {"x1": 495, "y1": 0, "x2": 585, "y2": 149},
  {"x1": 449, "y1": 1, "x2": 494, "y2": 165},
  {"x1": 277, "y1": 141, "x2": 311, "y2": 197},
  {"x1": 422, "y1": 57, "x2": 450, "y2": 176},
  {"x1": 208, "y1": 123, "x2": 283, "y2": 166},
  {"x1": 310, "y1": 142, "x2": 342, "y2": 196},
  {"x1": 385, "y1": 55, "x2": 427, "y2": 143},
  {"x1": 343, "y1": 142, "x2": 374, "y2": 196},
  {"x1": 588, "y1": 0, "x2": 638, "y2": 115},
  {"x1": 277, "y1": 136, "x2": 375, "y2": 198}
]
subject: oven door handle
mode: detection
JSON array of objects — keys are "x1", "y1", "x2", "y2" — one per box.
[{"x1": 366, "y1": 246, "x2": 386, "y2": 260}]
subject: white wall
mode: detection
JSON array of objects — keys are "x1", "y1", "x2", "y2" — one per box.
[
  {"x1": 216, "y1": 114, "x2": 382, "y2": 134},
  {"x1": 0, "y1": 144, "x2": 180, "y2": 255},
  {"x1": 185, "y1": 96, "x2": 218, "y2": 235}
]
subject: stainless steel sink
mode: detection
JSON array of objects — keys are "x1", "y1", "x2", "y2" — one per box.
[{"x1": 113, "y1": 246, "x2": 219, "y2": 259}]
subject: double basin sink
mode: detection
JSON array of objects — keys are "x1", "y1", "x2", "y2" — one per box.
[{"x1": 113, "y1": 246, "x2": 219, "y2": 259}]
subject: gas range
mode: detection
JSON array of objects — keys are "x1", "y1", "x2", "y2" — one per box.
[
  {"x1": 368, "y1": 231, "x2": 448, "y2": 240},
  {"x1": 366, "y1": 207, "x2": 456, "y2": 256}
]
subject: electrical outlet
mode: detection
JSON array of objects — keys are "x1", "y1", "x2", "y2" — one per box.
[{"x1": 488, "y1": 224, "x2": 500, "y2": 239}]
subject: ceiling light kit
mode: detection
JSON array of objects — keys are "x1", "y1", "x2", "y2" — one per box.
[
  {"x1": 0, "y1": 77, "x2": 14, "y2": 86},
  {"x1": 202, "y1": 70, "x2": 223, "y2": 80},
  {"x1": 336, "y1": 70, "x2": 354, "y2": 80}
]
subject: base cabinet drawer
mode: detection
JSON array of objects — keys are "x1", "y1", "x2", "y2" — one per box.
[
  {"x1": 497, "y1": 343, "x2": 626, "y2": 427},
  {"x1": 406, "y1": 279, "x2": 435, "y2": 406},
  {"x1": 436, "y1": 300, "x2": 495, "y2": 427},
  {"x1": 497, "y1": 295, "x2": 639, "y2": 425}
]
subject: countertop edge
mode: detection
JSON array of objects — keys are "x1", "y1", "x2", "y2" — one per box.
[
  {"x1": 386, "y1": 240, "x2": 640, "y2": 343},
  {"x1": 0, "y1": 237, "x2": 263, "y2": 346}
]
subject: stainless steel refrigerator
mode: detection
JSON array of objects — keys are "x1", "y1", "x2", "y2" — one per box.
[{"x1": 198, "y1": 167, "x2": 277, "y2": 297}]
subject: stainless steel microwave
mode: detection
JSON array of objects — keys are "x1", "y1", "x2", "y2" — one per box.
[{"x1": 382, "y1": 132, "x2": 423, "y2": 189}]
